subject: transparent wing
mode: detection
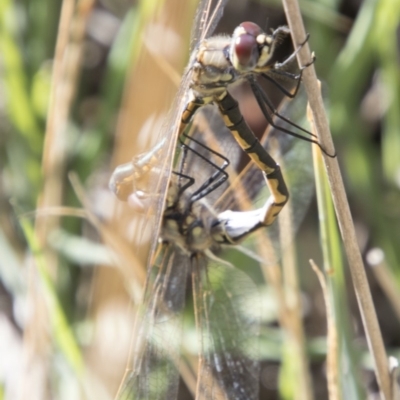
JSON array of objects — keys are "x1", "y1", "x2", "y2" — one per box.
[
  {"x1": 115, "y1": 2, "x2": 232, "y2": 398},
  {"x1": 192, "y1": 256, "x2": 260, "y2": 400},
  {"x1": 111, "y1": 0, "x2": 230, "y2": 268},
  {"x1": 190, "y1": 0, "x2": 229, "y2": 51},
  {"x1": 142, "y1": 75, "x2": 193, "y2": 265},
  {"x1": 118, "y1": 245, "x2": 190, "y2": 400},
  {"x1": 109, "y1": 74, "x2": 194, "y2": 273},
  {"x1": 119, "y1": 250, "x2": 260, "y2": 400}
]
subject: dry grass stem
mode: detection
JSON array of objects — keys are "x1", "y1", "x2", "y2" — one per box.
[
  {"x1": 310, "y1": 259, "x2": 340, "y2": 400},
  {"x1": 282, "y1": 0, "x2": 391, "y2": 399},
  {"x1": 20, "y1": 1, "x2": 95, "y2": 398},
  {"x1": 279, "y1": 183, "x2": 314, "y2": 400}
]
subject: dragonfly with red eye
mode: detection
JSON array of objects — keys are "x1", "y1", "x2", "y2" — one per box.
[
  {"x1": 110, "y1": 0, "x2": 331, "y2": 398},
  {"x1": 110, "y1": 0, "x2": 332, "y2": 258},
  {"x1": 115, "y1": 98, "x2": 316, "y2": 400}
]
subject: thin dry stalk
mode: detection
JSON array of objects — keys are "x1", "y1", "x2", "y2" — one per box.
[
  {"x1": 310, "y1": 259, "x2": 340, "y2": 400},
  {"x1": 39, "y1": 0, "x2": 95, "y2": 246},
  {"x1": 281, "y1": 1, "x2": 391, "y2": 399},
  {"x1": 278, "y1": 155, "x2": 314, "y2": 400},
  {"x1": 21, "y1": 1, "x2": 95, "y2": 399}
]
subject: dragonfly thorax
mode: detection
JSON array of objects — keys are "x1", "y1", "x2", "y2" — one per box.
[
  {"x1": 190, "y1": 35, "x2": 238, "y2": 97},
  {"x1": 162, "y1": 196, "x2": 220, "y2": 254}
]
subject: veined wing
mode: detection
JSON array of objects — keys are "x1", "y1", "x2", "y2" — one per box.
[
  {"x1": 117, "y1": 245, "x2": 190, "y2": 400},
  {"x1": 115, "y1": 13, "x2": 316, "y2": 395},
  {"x1": 192, "y1": 255, "x2": 260, "y2": 400},
  {"x1": 145, "y1": 0, "x2": 229, "y2": 259},
  {"x1": 117, "y1": 243, "x2": 261, "y2": 400},
  {"x1": 110, "y1": 0, "x2": 229, "y2": 271},
  {"x1": 171, "y1": 122, "x2": 262, "y2": 399},
  {"x1": 190, "y1": 0, "x2": 229, "y2": 51},
  {"x1": 117, "y1": 106, "x2": 264, "y2": 400}
]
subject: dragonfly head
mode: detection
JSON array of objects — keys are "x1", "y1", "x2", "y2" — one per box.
[{"x1": 229, "y1": 22, "x2": 290, "y2": 72}]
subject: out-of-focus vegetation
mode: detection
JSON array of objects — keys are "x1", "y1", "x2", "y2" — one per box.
[{"x1": 0, "y1": 0, "x2": 399, "y2": 399}]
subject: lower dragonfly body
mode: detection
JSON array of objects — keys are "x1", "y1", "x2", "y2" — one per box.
[
  {"x1": 117, "y1": 127, "x2": 263, "y2": 400},
  {"x1": 113, "y1": 97, "x2": 316, "y2": 400},
  {"x1": 119, "y1": 250, "x2": 260, "y2": 400}
]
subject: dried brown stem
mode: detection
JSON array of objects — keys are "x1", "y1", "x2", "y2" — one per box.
[
  {"x1": 281, "y1": 1, "x2": 391, "y2": 399},
  {"x1": 310, "y1": 259, "x2": 340, "y2": 400}
]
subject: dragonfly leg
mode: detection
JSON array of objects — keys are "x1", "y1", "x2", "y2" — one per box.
[
  {"x1": 216, "y1": 90, "x2": 289, "y2": 226},
  {"x1": 269, "y1": 52, "x2": 315, "y2": 101},
  {"x1": 273, "y1": 31, "x2": 312, "y2": 71}
]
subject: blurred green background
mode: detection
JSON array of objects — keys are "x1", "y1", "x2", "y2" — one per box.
[{"x1": 1, "y1": 0, "x2": 400, "y2": 399}]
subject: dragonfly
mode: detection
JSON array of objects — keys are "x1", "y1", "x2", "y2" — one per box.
[
  {"x1": 109, "y1": 0, "x2": 327, "y2": 263},
  {"x1": 115, "y1": 102, "x2": 314, "y2": 400},
  {"x1": 110, "y1": 0, "x2": 324, "y2": 398}
]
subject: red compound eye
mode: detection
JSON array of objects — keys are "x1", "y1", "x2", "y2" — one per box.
[
  {"x1": 231, "y1": 22, "x2": 264, "y2": 70},
  {"x1": 239, "y1": 21, "x2": 263, "y2": 37},
  {"x1": 234, "y1": 22, "x2": 264, "y2": 69},
  {"x1": 234, "y1": 33, "x2": 257, "y2": 67}
]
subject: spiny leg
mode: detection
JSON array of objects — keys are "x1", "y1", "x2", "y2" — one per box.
[
  {"x1": 272, "y1": 31, "x2": 312, "y2": 71},
  {"x1": 261, "y1": 52, "x2": 315, "y2": 100},
  {"x1": 249, "y1": 75, "x2": 319, "y2": 143},
  {"x1": 181, "y1": 133, "x2": 230, "y2": 203},
  {"x1": 260, "y1": 32, "x2": 315, "y2": 101},
  {"x1": 216, "y1": 90, "x2": 289, "y2": 226}
]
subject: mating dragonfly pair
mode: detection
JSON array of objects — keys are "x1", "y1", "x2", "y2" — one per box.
[{"x1": 109, "y1": 0, "x2": 327, "y2": 399}]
